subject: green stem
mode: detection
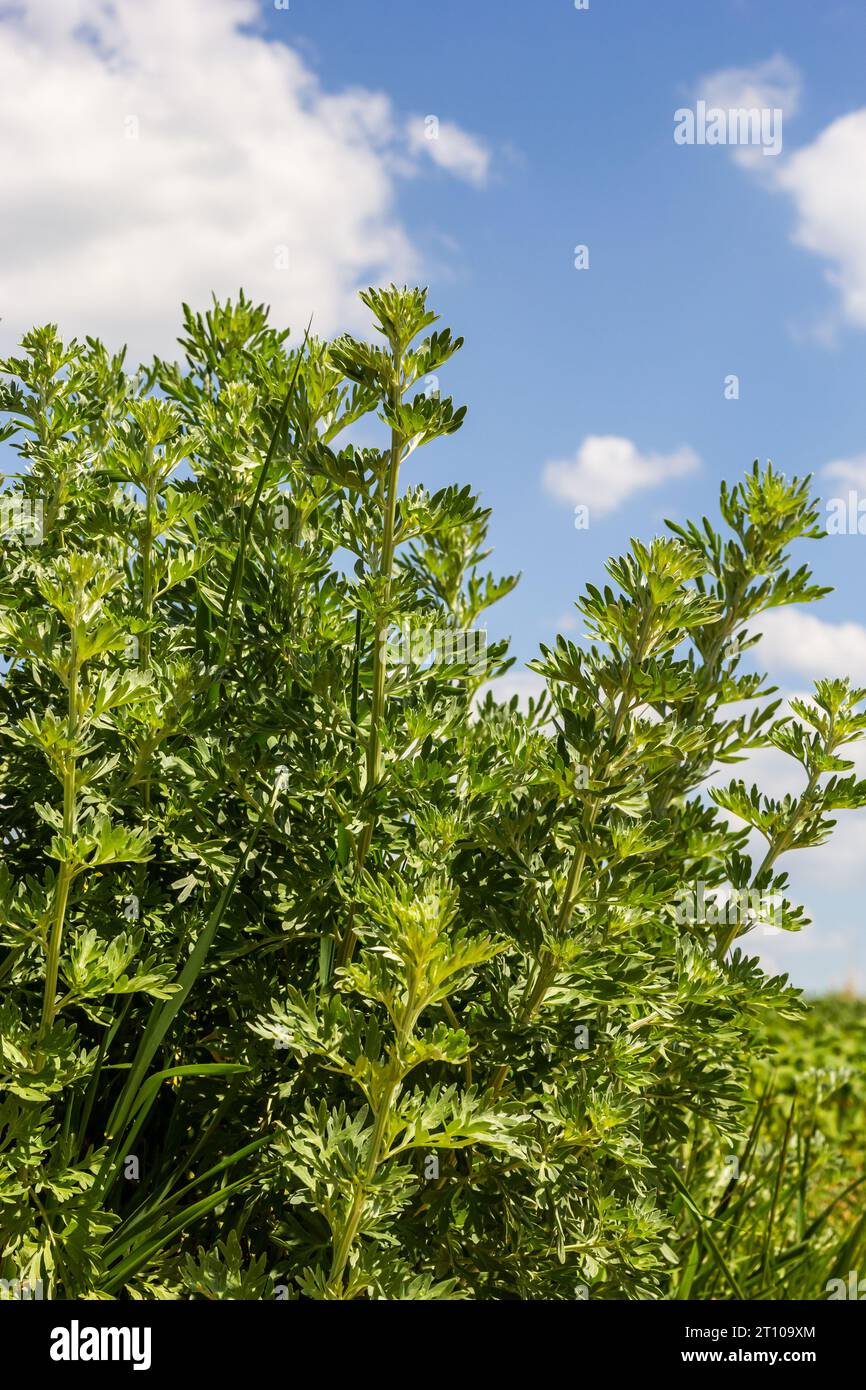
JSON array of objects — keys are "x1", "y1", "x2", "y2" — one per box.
[
  {"x1": 337, "y1": 395, "x2": 404, "y2": 971},
  {"x1": 40, "y1": 865, "x2": 72, "y2": 1041},
  {"x1": 39, "y1": 626, "x2": 80, "y2": 1040},
  {"x1": 141, "y1": 459, "x2": 156, "y2": 673},
  {"x1": 366, "y1": 422, "x2": 402, "y2": 793},
  {"x1": 715, "y1": 764, "x2": 822, "y2": 960},
  {"x1": 327, "y1": 974, "x2": 417, "y2": 1293},
  {"x1": 494, "y1": 584, "x2": 662, "y2": 1101},
  {"x1": 140, "y1": 458, "x2": 157, "y2": 812},
  {"x1": 217, "y1": 320, "x2": 311, "y2": 676},
  {"x1": 491, "y1": 668, "x2": 639, "y2": 1095}
]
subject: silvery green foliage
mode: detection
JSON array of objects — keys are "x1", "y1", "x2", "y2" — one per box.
[{"x1": 1, "y1": 290, "x2": 864, "y2": 1299}]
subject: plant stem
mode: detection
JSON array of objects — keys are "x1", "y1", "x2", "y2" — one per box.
[
  {"x1": 141, "y1": 456, "x2": 156, "y2": 675},
  {"x1": 337, "y1": 394, "x2": 404, "y2": 970},
  {"x1": 491, "y1": 668, "x2": 639, "y2": 1095},
  {"x1": 140, "y1": 456, "x2": 156, "y2": 812},
  {"x1": 217, "y1": 320, "x2": 311, "y2": 677},
  {"x1": 715, "y1": 765, "x2": 822, "y2": 961},
  {"x1": 39, "y1": 626, "x2": 79, "y2": 1040},
  {"x1": 327, "y1": 973, "x2": 417, "y2": 1293},
  {"x1": 367, "y1": 423, "x2": 402, "y2": 790},
  {"x1": 717, "y1": 699, "x2": 836, "y2": 961}
]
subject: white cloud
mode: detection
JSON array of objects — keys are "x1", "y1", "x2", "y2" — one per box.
[
  {"x1": 407, "y1": 116, "x2": 490, "y2": 187},
  {"x1": 692, "y1": 56, "x2": 866, "y2": 330},
  {"x1": 799, "y1": 814, "x2": 866, "y2": 876},
  {"x1": 478, "y1": 672, "x2": 546, "y2": 711},
  {"x1": 0, "y1": 0, "x2": 486, "y2": 363},
  {"x1": 687, "y1": 54, "x2": 800, "y2": 169},
  {"x1": 707, "y1": 694, "x2": 866, "y2": 800},
  {"x1": 775, "y1": 110, "x2": 866, "y2": 330},
  {"x1": 754, "y1": 609, "x2": 866, "y2": 684},
  {"x1": 757, "y1": 923, "x2": 865, "y2": 997},
  {"x1": 542, "y1": 435, "x2": 699, "y2": 518},
  {"x1": 697, "y1": 53, "x2": 801, "y2": 123},
  {"x1": 823, "y1": 454, "x2": 866, "y2": 488}
]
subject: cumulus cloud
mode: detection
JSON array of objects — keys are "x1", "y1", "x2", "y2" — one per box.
[
  {"x1": 823, "y1": 454, "x2": 866, "y2": 488},
  {"x1": 478, "y1": 672, "x2": 547, "y2": 711},
  {"x1": 542, "y1": 435, "x2": 699, "y2": 518},
  {"x1": 697, "y1": 53, "x2": 801, "y2": 125},
  {"x1": 752, "y1": 609, "x2": 866, "y2": 684},
  {"x1": 690, "y1": 56, "x2": 866, "y2": 330},
  {"x1": 775, "y1": 111, "x2": 866, "y2": 330},
  {"x1": 406, "y1": 116, "x2": 490, "y2": 187},
  {"x1": 678, "y1": 54, "x2": 801, "y2": 169},
  {"x1": 0, "y1": 0, "x2": 489, "y2": 363}
]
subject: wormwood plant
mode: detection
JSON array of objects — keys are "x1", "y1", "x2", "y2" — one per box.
[{"x1": 1, "y1": 288, "x2": 864, "y2": 1300}]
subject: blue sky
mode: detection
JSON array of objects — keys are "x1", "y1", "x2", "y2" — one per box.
[
  {"x1": 1, "y1": 0, "x2": 865, "y2": 991},
  {"x1": 270, "y1": 0, "x2": 866, "y2": 656}
]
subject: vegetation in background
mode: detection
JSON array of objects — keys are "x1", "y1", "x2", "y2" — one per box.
[{"x1": 1, "y1": 288, "x2": 864, "y2": 1300}]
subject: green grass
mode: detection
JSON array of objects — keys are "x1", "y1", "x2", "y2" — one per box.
[{"x1": 667, "y1": 995, "x2": 866, "y2": 1300}]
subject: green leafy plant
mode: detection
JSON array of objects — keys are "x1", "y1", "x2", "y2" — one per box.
[{"x1": 1, "y1": 289, "x2": 864, "y2": 1300}]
